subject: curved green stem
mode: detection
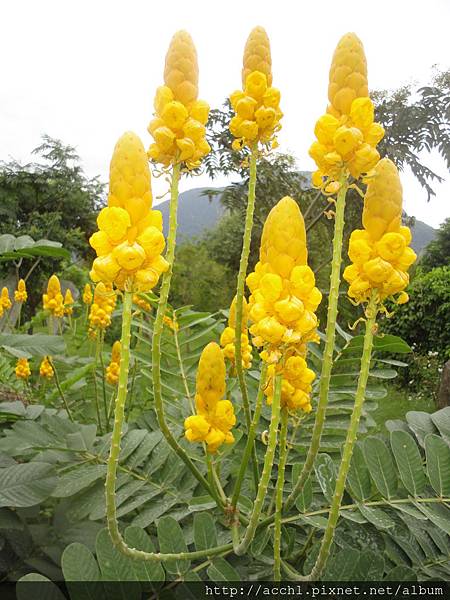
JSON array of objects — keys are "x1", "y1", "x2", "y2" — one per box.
[
  {"x1": 98, "y1": 331, "x2": 108, "y2": 428},
  {"x1": 234, "y1": 371, "x2": 282, "y2": 556},
  {"x1": 234, "y1": 144, "x2": 259, "y2": 489},
  {"x1": 151, "y1": 163, "x2": 219, "y2": 505},
  {"x1": 231, "y1": 361, "x2": 267, "y2": 507},
  {"x1": 274, "y1": 408, "x2": 289, "y2": 581},
  {"x1": 286, "y1": 178, "x2": 348, "y2": 510},
  {"x1": 309, "y1": 295, "x2": 378, "y2": 580},
  {"x1": 105, "y1": 291, "x2": 231, "y2": 561},
  {"x1": 48, "y1": 358, "x2": 74, "y2": 422}
]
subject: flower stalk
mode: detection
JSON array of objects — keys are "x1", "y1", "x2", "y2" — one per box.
[
  {"x1": 234, "y1": 143, "x2": 259, "y2": 489},
  {"x1": 233, "y1": 371, "x2": 282, "y2": 556},
  {"x1": 273, "y1": 407, "x2": 289, "y2": 580},
  {"x1": 309, "y1": 294, "x2": 378, "y2": 579},
  {"x1": 151, "y1": 162, "x2": 220, "y2": 505},
  {"x1": 286, "y1": 176, "x2": 348, "y2": 510}
]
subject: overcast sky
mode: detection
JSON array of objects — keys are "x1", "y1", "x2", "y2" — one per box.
[{"x1": 1, "y1": 0, "x2": 449, "y2": 227}]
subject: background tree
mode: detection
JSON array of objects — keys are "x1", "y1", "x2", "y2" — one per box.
[
  {"x1": 420, "y1": 217, "x2": 450, "y2": 270},
  {"x1": 0, "y1": 136, "x2": 104, "y2": 312}
]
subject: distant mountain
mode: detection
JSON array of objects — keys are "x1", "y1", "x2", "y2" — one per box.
[
  {"x1": 158, "y1": 185, "x2": 436, "y2": 254},
  {"x1": 158, "y1": 187, "x2": 225, "y2": 240}
]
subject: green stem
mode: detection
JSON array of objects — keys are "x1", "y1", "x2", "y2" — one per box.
[
  {"x1": 309, "y1": 295, "x2": 378, "y2": 580},
  {"x1": 286, "y1": 178, "x2": 348, "y2": 510},
  {"x1": 234, "y1": 144, "x2": 259, "y2": 490},
  {"x1": 274, "y1": 407, "x2": 289, "y2": 581},
  {"x1": 92, "y1": 334, "x2": 103, "y2": 435},
  {"x1": 98, "y1": 331, "x2": 108, "y2": 427},
  {"x1": 151, "y1": 162, "x2": 219, "y2": 505},
  {"x1": 234, "y1": 371, "x2": 282, "y2": 556},
  {"x1": 173, "y1": 310, "x2": 194, "y2": 412},
  {"x1": 231, "y1": 361, "x2": 267, "y2": 507},
  {"x1": 48, "y1": 358, "x2": 74, "y2": 422},
  {"x1": 106, "y1": 290, "x2": 231, "y2": 561}
]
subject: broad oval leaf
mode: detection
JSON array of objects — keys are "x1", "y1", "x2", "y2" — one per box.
[
  {"x1": 390, "y1": 430, "x2": 426, "y2": 496},
  {"x1": 363, "y1": 437, "x2": 397, "y2": 499},
  {"x1": 193, "y1": 512, "x2": 217, "y2": 552},
  {"x1": 61, "y1": 542, "x2": 102, "y2": 600},
  {"x1": 157, "y1": 516, "x2": 190, "y2": 575},
  {"x1": 0, "y1": 462, "x2": 56, "y2": 507},
  {"x1": 425, "y1": 434, "x2": 450, "y2": 496},
  {"x1": 314, "y1": 454, "x2": 336, "y2": 503},
  {"x1": 207, "y1": 558, "x2": 240, "y2": 581},
  {"x1": 346, "y1": 443, "x2": 372, "y2": 501},
  {"x1": 95, "y1": 529, "x2": 141, "y2": 597},
  {"x1": 16, "y1": 573, "x2": 66, "y2": 600},
  {"x1": 124, "y1": 526, "x2": 165, "y2": 583}
]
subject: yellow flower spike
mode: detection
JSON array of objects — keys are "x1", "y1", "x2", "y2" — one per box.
[
  {"x1": 220, "y1": 296, "x2": 252, "y2": 370},
  {"x1": 43, "y1": 275, "x2": 64, "y2": 317},
  {"x1": 344, "y1": 158, "x2": 416, "y2": 304},
  {"x1": 106, "y1": 341, "x2": 121, "y2": 385},
  {"x1": 82, "y1": 283, "x2": 93, "y2": 305},
  {"x1": 229, "y1": 27, "x2": 281, "y2": 150},
  {"x1": 90, "y1": 133, "x2": 168, "y2": 292},
  {"x1": 64, "y1": 288, "x2": 75, "y2": 316},
  {"x1": 39, "y1": 356, "x2": 54, "y2": 379},
  {"x1": 88, "y1": 282, "x2": 117, "y2": 332},
  {"x1": 327, "y1": 32, "x2": 368, "y2": 117},
  {"x1": 265, "y1": 356, "x2": 315, "y2": 413},
  {"x1": 14, "y1": 279, "x2": 27, "y2": 303},
  {"x1": 1, "y1": 287, "x2": 12, "y2": 310},
  {"x1": 242, "y1": 26, "x2": 273, "y2": 88},
  {"x1": 15, "y1": 357, "x2": 31, "y2": 380},
  {"x1": 310, "y1": 33, "x2": 383, "y2": 188},
  {"x1": 149, "y1": 31, "x2": 210, "y2": 169},
  {"x1": 184, "y1": 342, "x2": 235, "y2": 453},
  {"x1": 247, "y1": 197, "x2": 321, "y2": 359}
]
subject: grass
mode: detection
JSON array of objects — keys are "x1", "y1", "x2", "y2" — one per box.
[{"x1": 370, "y1": 384, "x2": 436, "y2": 433}]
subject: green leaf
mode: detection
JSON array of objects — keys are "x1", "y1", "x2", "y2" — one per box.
[
  {"x1": 346, "y1": 443, "x2": 372, "y2": 501},
  {"x1": 0, "y1": 233, "x2": 70, "y2": 261},
  {"x1": 206, "y1": 558, "x2": 240, "y2": 581},
  {"x1": 0, "y1": 462, "x2": 56, "y2": 507},
  {"x1": 61, "y1": 543, "x2": 102, "y2": 600},
  {"x1": 354, "y1": 550, "x2": 385, "y2": 580},
  {"x1": 0, "y1": 507, "x2": 23, "y2": 529},
  {"x1": 363, "y1": 437, "x2": 397, "y2": 499},
  {"x1": 323, "y1": 547, "x2": 359, "y2": 580},
  {"x1": 414, "y1": 502, "x2": 450, "y2": 535},
  {"x1": 425, "y1": 434, "x2": 450, "y2": 496},
  {"x1": 124, "y1": 526, "x2": 165, "y2": 583},
  {"x1": 431, "y1": 408, "x2": 450, "y2": 445},
  {"x1": 95, "y1": 529, "x2": 141, "y2": 599},
  {"x1": 390, "y1": 430, "x2": 426, "y2": 496},
  {"x1": 0, "y1": 333, "x2": 65, "y2": 357},
  {"x1": 406, "y1": 411, "x2": 437, "y2": 447},
  {"x1": 384, "y1": 566, "x2": 417, "y2": 581},
  {"x1": 157, "y1": 516, "x2": 190, "y2": 575},
  {"x1": 52, "y1": 465, "x2": 106, "y2": 498},
  {"x1": 357, "y1": 505, "x2": 395, "y2": 530},
  {"x1": 294, "y1": 476, "x2": 313, "y2": 513},
  {"x1": 314, "y1": 454, "x2": 336, "y2": 502},
  {"x1": 16, "y1": 573, "x2": 67, "y2": 600},
  {"x1": 193, "y1": 512, "x2": 217, "y2": 552}
]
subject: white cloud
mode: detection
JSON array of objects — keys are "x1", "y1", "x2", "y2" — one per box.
[{"x1": 1, "y1": 0, "x2": 449, "y2": 227}]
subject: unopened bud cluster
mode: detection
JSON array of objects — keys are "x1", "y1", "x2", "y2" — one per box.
[{"x1": 220, "y1": 296, "x2": 252, "y2": 370}]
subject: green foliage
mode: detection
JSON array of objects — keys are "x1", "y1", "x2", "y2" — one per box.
[
  {"x1": 421, "y1": 217, "x2": 450, "y2": 271},
  {"x1": 374, "y1": 69, "x2": 450, "y2": 201},
  {"x1": 383, "y1": 266, "x2": 450, "y2": 360},
  {"x1": 0, "y1": 136, "x2": 104, "y2": 313},
  {"x1": 170, "y1": 242, "x2": 235, "y2": 311}
]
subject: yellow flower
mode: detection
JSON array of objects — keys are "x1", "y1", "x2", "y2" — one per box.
[
  {"x1": 88, "y1": 282, "x2": 117, "y2": 332},
  {"x1": 1, "y1": 287, "x2": 12, "y2": 310},
  {"x1": 14, "y1": 279, "x2": 27, "y2": 303},
  {"x1": 39, "y1": 356, "x2": 54, "y2": 379},
  {"x1": 148, "y1": 31, "x2": 210, "y2": 170},
  {"x1": 309, "y1": 33, "x2": 384, "y2": 190},
  {"x1": 265, "y1": 355, "x2": 315, "y2": 413},
  {"x1": 82, "y1": 283, "x2": 93, "y2": 305},
  {"x1": 64, "y1": 288, "x2": 75, "y2": 315},
  {"x1": 90, "y1": 132, "x2": 169, "y2": 292},
  {"x1": 43, "y1": 275, "x2": 64, "y2": 317},
  {"x1": 343, "y1": 159, "x2": 416, "y2": 304},
  {"x1": 220, "y1": 296, "x2": 252, "y2": 370},
  {"x1": 106, "y1": 340, "x2": 121, "y2": 385},
  {"x1": 184, "y1": 342, "x2": 235, "y2": 453},
  {"x1": 327, "y1": 33, "x2": 368, "y2": 117},
  {"x1": 133, "y1": 293, "x2": 152, "y2": 312},
  {"x1": 246, "y1": 197, "x2": 322, "y2": 360},
  {"x1": 15, "y1": 357, "x2": 31, "y2": 380},
  {"x1": 229, "y1": 27, "x2": 282, "y2": 150},
  {"x1": 163, "y1": 314, "x2": 179, "y2": 331}
]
